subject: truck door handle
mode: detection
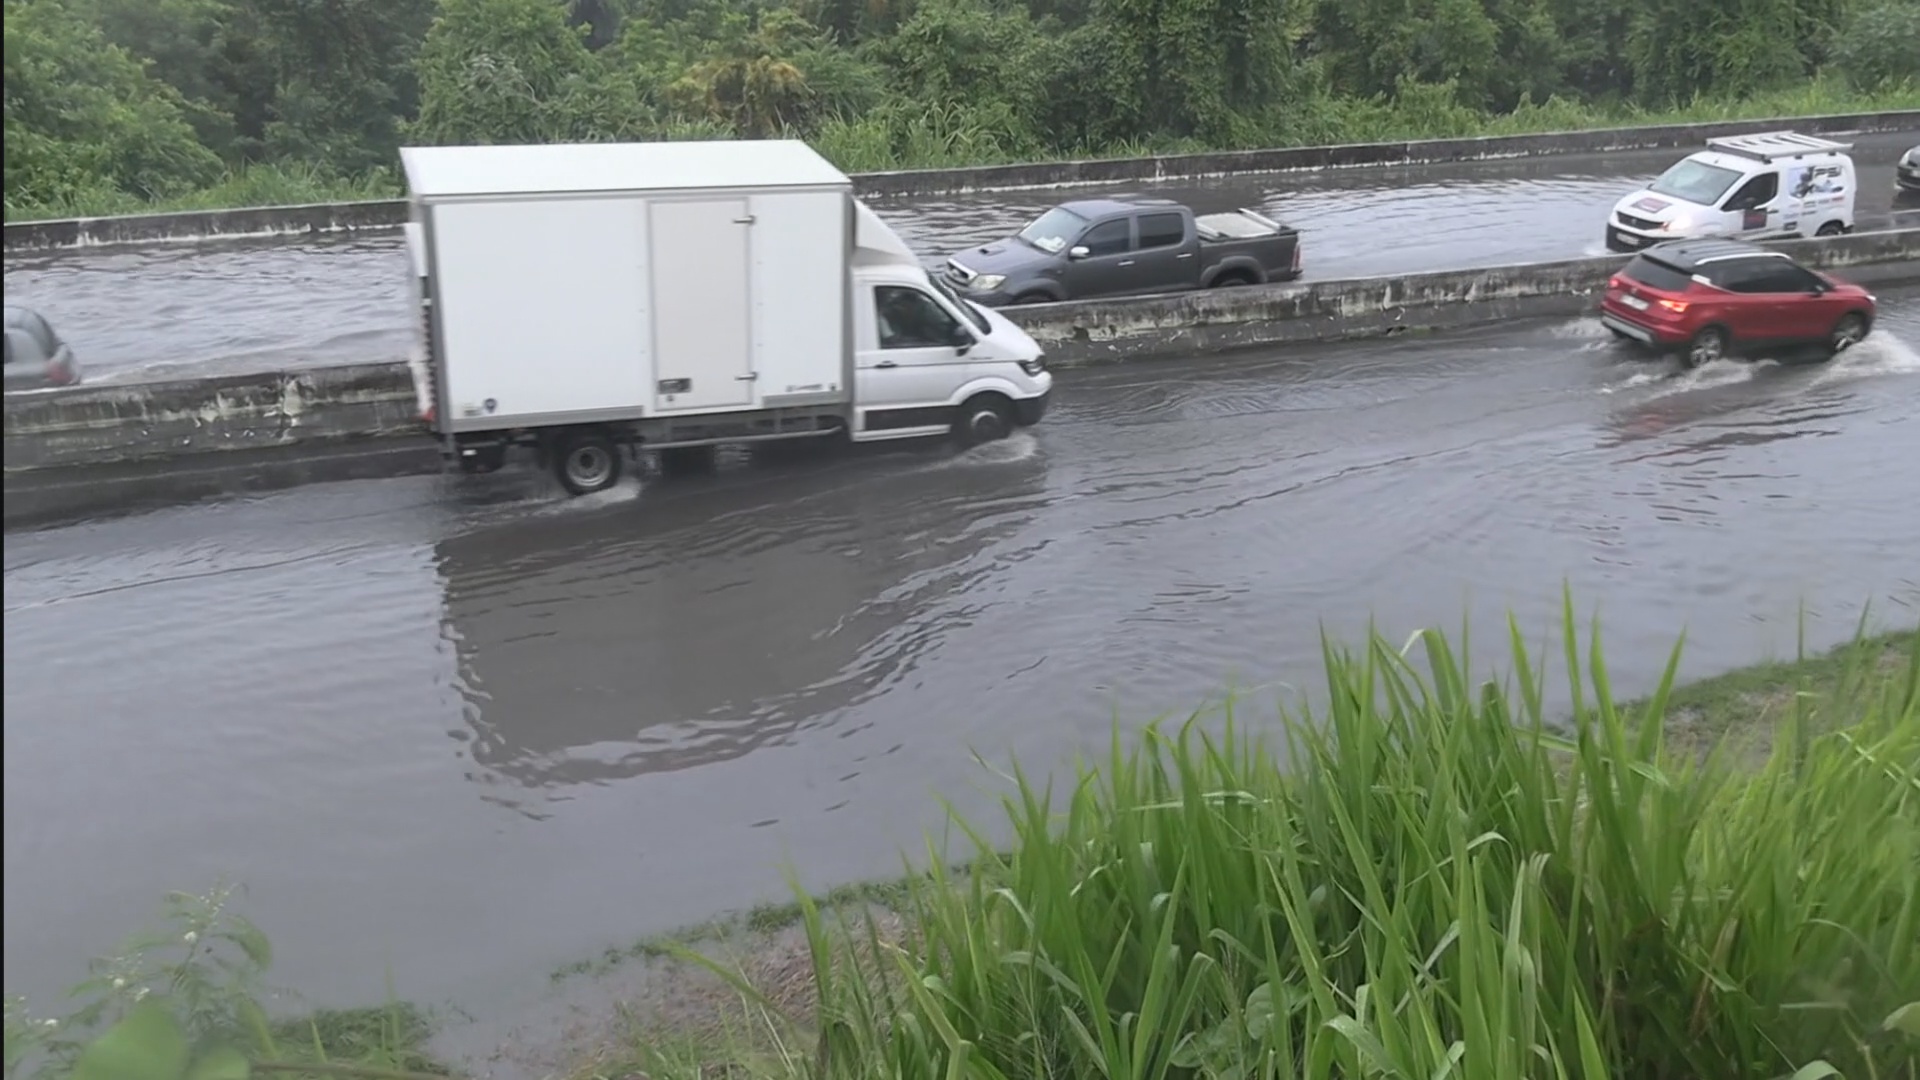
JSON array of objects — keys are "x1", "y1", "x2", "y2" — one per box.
[
  {"x1": 733, "y1": 215, "x2": 756, "y2": 225},
  {"x1": 1118, "y1": 260, "x2": 1135, "y2": 266},
  {"x1": 875, "y1": 361, "x2": 898, "y2": 369},
  {"x1": 1176, "y1": 253, "x2": 1194, "y2": 259}
]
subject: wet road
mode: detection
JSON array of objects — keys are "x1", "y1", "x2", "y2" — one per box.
[
  {"x1": 6, "y1": 131, "x2": 1915, "y2": 380},
  {"x1": 6, "y1": 300, "x2": 1920, "y2": 1026}
]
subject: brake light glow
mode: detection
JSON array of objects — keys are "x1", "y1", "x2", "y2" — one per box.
[
  {"x1": 1656, "y1": 299, "x2": 1689, "y2": 313},
  {"x1": 1607, "y1": 275, "x2": 1623, "y2": 290}
]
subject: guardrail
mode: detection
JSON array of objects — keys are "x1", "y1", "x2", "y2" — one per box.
[{"x1": 7, "y1": 111, "x2": 1915, "y2": 253}]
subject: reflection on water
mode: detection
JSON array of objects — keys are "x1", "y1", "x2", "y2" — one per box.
[{"x1": 438, "y1": 441, "x2": 1054, "y2": 798}]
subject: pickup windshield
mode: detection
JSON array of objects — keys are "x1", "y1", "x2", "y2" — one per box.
[
  {"x1": 1647, "y1": 159, "x2": 1743, "y2": 205},
  {"x1": 1018, "y1": 207, "x2": 1088, "y2": 254}
]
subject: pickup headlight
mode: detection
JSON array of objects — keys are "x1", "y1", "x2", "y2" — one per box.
[{"x1": 970, "y1": 274, "x2": 1006, "y2": 292}]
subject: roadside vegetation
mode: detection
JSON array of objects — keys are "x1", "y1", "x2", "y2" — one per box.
[
  {"x1": 581, "y1": 615, "x2": 1919, "y2": 1080},
  {"x1": 6, "y1": 0, "x2": 1919, "y2": 221},
  {"x1": 11, "y1": 612, "x2": 1913, "y2": 1079}
]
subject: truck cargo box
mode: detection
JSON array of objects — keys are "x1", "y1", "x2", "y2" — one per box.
[{"x1": 401, "y1": 140, "x2": 857, "y2": 431}]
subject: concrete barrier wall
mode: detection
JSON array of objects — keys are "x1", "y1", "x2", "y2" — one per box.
[
  {"x1": 7, "y1": 111, "x2": 1915, "y2": 252},
  {"x1": 1015, "y1": 227, "x2": 1920, "y2": 362},
  {"x1": 7, "y1": 229, "x2": 1917, "y2": 492}
]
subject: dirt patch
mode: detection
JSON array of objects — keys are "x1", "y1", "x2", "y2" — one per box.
[{"x1": 429, "y1": 906, "x2": 913, "y2": 1080}]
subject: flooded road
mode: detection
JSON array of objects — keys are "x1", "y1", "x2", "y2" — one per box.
[
  {"x1": 6, "y1": 301, "x2": 1920, "y2": 1027},
  {"x1": 6, "y1": 131, "x2": 1915, "y2": 380}
]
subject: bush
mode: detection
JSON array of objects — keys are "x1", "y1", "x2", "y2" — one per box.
[{"x1": 1832, "y1": 0, "x2": 1920, "y2": 92}]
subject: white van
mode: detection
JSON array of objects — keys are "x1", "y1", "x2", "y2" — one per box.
[
  {"x1": 1605, "y1": 132, "x2": 1856, "y2": 253},
  {"x1": 399, "y1": 139, "x2": 1054, "y2": 496}
]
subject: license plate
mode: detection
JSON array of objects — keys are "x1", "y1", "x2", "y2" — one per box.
[{"x1": 1622, "y1": 295, "x2": 1649, "y2": 310}]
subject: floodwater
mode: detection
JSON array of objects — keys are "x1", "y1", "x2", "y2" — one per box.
[
  {"x1": 5, "y1": 131, "x2": 1915, "y2": 380},
  {"x1": 7, "y1": 299, "x2": 1919, "y2": 1036}
]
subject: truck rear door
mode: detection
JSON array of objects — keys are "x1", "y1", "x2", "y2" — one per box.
[{"x1": 1130, "y1": 211, "x2": 1196, "y2": 295}]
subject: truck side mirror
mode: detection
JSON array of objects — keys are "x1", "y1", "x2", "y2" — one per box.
[{"x1": 1068, "y1": 245, "x2": 1090, "y2": 260}]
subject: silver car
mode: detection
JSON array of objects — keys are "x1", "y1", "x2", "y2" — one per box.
[
  {"x1": 1897, "y1": 145, "x2": 1920, "y2": 199},
  {"x1": 3, "y1": 306, "x2": 83, "y2": 391}
]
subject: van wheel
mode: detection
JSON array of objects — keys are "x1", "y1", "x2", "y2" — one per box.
[
  {"x1": 1682, "y1": 326, "x2": 1728, "y2": 369},
  {"x1": 1828, "y1": 312, "x2": 1870, "y2": 356},
  {"x1": 1816, "y1": 221, "x2": 1846, "y2": 237},
  {"x1": 553, "y1": 429, "x2": 623, "y2": 495},
  {"x1": 954, "y1": 393, "x2": 1013, "y2": 447}
]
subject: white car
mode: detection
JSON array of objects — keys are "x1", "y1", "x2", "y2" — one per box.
[{"x1": 1606, "y1": 131, "x2": 1857, "y2": 252}]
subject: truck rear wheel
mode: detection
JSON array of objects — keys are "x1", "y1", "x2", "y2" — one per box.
[{"x1": 553, "y1": 429, "x2": 623, "y2": 496}]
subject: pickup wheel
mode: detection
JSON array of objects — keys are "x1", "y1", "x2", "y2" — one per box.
[
  {"x1": 1208, "y1": 271, "x2": 1257, "y2": 288},
  {"x1": 1010, "y1": 291, "x2": 1053, "y2": 306},
  {"x1": 552, "y1": 429, "x2": 623, "y2": 496},
  {"x1": 954, "y1": 393, "x2": 1014, "y2": 448}
]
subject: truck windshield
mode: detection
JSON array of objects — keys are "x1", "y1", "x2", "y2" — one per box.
[
  {"x1": 1647, "y1": 159, "x2": 1743, "y2": 205},
  {"x1": 1018, "y1": 207, "x2": 1088, "y2": 254},
  {"x1": 929, "y1": 276, "x2": 993, "y2": 335}
]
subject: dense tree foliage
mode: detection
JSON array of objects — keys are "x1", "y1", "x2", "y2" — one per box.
[{"x1": 4, "y1": 0, "x2": 1917, "y2": 216}]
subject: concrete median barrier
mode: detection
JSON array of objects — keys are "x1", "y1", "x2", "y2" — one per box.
[
  {"x1": 7, "y1": 111, "x2": 1915, "y2": 252},
  {"x1": 1014, "y1": 227, "x2": 1920, "y2": 362},
  {"x1": 6, "y1": 227, "x2": 1917, "y2": 524}
]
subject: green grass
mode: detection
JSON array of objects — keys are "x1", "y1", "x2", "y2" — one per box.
[
  {"x1": 263, "y1": 1001, "x2": 448, "y2": 1076},
  {"x1": 2, "y1": 161, "x2": 404, "y2": 223},
  {"x1": 5, "y1": 79, "x2": 1915, "y2": 223},
  {"x1": 591, "y1": 607, "x2": 1920, "y2": 1080}
]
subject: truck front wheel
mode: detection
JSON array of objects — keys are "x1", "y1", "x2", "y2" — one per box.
[
  {"x1": 553, "y1": 429, "x2": 623, "y2": 496},
  {"x1": 955, "y1": 394, "x2": 1014, "y2": 447}
]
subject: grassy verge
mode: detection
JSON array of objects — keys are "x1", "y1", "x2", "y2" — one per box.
[
  {"x1": 571, "y1": 615, "x2": 1919, "y2": 1080},
  {"x1": 5, "y1": 80, "x2": 1915, "y2": 223}
]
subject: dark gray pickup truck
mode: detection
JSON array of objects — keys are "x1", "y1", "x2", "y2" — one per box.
[{"x1": 941, "y1": 195, "x2": 1302, "y2": 307}]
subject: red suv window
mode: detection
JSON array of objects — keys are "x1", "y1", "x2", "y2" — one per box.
[{"x1": 1619, "y1": 254, "x2": 1692, "y2": 291}]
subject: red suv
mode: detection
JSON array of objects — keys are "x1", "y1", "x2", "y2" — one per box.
[{"x1": 1599, "y1": 238, "x2": 1876, "y2": 368}]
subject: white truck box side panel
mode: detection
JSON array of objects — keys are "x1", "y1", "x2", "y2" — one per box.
[
  {"x1": 649, "y1": 197, "x2": 755, "y2": 413},
  {"x1": 748, "y1": 190, "x2": 851, "y2": 402},
  {"x1": 432, "y1": 198, "x2": 651, "y2": 424}
]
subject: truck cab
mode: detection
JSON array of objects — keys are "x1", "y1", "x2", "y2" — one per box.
[
  {"x1": 847, "y1": 207, "x2": 1053, "y2": 443},
  {"x1": 1606, "y1": 131, "x2": 1856, "y2": 253},
  {"x1": 944, "y1": 195, "x2": 1301, "y2": 306}
]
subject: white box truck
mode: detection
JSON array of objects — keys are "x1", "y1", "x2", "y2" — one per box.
[
  {"x1": 398, "y1": 139, "x2": 1054, "y2": 496},
  {"x1": 1604, "y1": 131, "x2": 1857, "y2": 253}
]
